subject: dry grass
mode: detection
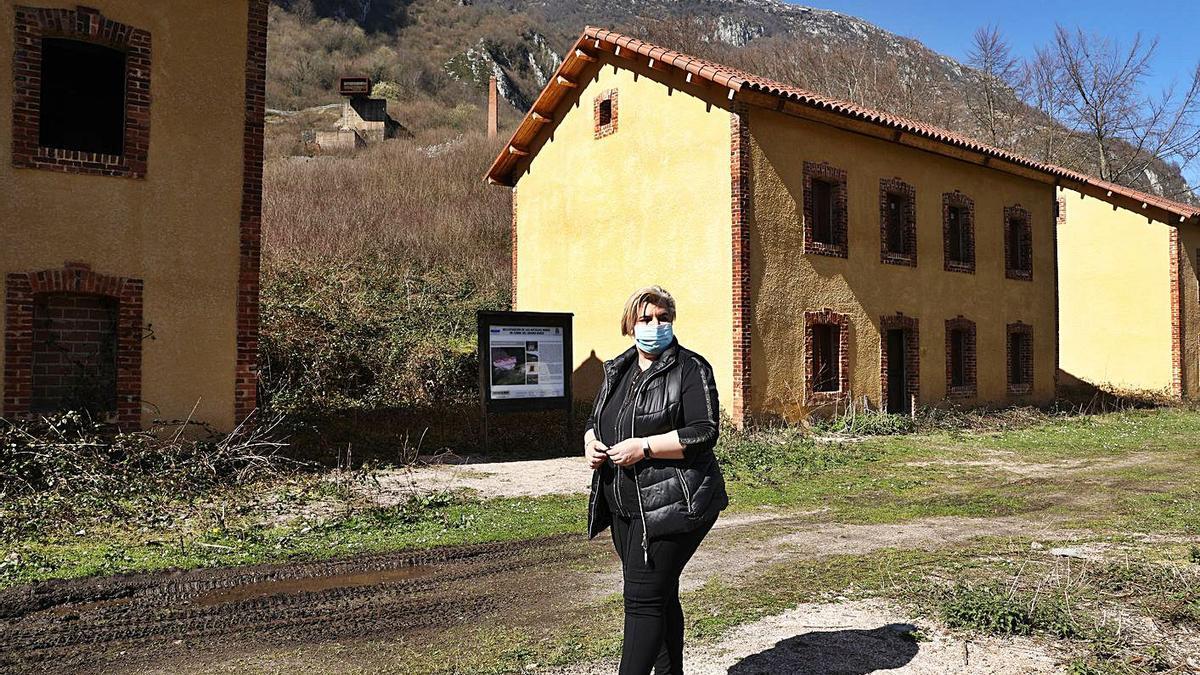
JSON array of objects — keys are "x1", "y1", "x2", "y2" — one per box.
[{"x1": 262, "y1": 131, "x2": 511, "y2": 281}]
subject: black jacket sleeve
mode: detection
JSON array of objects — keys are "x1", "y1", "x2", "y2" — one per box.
[{"x1": 675, "y1": 354, "x2": 720, "y2": 454}]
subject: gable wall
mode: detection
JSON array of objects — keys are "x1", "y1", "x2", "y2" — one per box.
[
  {"x1": 513, "y1": 60, "x2": 735, "y2": 408},
  {"x1": 1057, "y1": 187, "x2": 1175, "y2": 395}
]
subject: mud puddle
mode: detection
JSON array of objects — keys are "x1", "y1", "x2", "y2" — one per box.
[
  {"x1": 0, "y1": 534, "x2": 592, "y2": 674},
  {"x1": 190, "y1": 564, "x2": 433, "y2": 608}
]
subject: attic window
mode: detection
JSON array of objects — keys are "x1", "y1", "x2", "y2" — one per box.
[
  {"x1": 594, "y1": 89, "x2": 618, "y2": 139},
  {"x1": 39, "y1": 38, "x2": 127, "y2": 156}
]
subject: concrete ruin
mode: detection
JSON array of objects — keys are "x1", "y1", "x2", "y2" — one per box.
[{"x1": 315, "y1": 76, "x2": 405, "y2": 152}]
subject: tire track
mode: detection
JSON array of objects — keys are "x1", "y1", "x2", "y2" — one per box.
[{"x1": 0, "y1": 533, "x2": 586, "y2": 673}]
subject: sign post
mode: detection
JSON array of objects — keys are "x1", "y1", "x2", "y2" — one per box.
[{"x1": 477, "y1": 311, "x2": 574, "y2": 452}]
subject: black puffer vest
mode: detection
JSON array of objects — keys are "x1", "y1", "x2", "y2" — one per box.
[{"x1": 586, "y1": 338, "x2": 730, "y2": 562}]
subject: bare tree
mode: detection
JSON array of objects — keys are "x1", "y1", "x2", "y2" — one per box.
[
  {"x1": 1015, "y1": 46, "x2": 1070, "y2": 164},
  {"x1": 1050, "y1": 25, "x2": 1200, "y2": 193},
  {"x1": 965, "y1": 25, "x2": 1020, "y2": 146}
]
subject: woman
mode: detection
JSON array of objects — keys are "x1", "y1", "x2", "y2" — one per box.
[{"x1": 583, "y1": 285, "x2": 730, "y2": 675}]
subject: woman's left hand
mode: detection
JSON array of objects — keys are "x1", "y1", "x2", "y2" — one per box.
[{"x1": 606, "y1": 438, "x2": 645, "y2": 466}]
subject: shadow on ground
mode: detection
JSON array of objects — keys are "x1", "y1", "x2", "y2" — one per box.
[{"x1": 728, "y1": 623, "x2": 921, "y2": 674}]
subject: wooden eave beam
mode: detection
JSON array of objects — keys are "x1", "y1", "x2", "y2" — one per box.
[{"x1": 574, "y1": 48, "x2": 597, "y2": 63}]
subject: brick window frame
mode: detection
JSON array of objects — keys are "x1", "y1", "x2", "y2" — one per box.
[
  {"x1": 1055, "y1": 197, "x2": 1066, "y2": 225},
  {"x1": 944, "y1": 316, "x2": 977, "y2": 399},
  {"x1": 879, "y1": 177, "x2": 917, "y2": 266},
  {"x1": 805, "y1": 309, "x2": 850, "y2": 405},
  {"x1": 880, "y1": 314, "x2": 919, "y2": 412},
  {"x1": 802, "y1": 161, "x2": 849, "y2": 258},
  {"x1": 1004, "y1": 204, "x2": 1033, "y2": 281},
  {"x1": 1006, "y1": 322, "x2": 1034, "y2": 395},
  {"x1": 11, "y1": 5, "x2": 151, "y2": 179},
  {"x1": 593, "y1": 88, "x2": 618, "y2": 139},
  {"x1": 942, "y1": 191, "x2": 976, "y2": 273},
  {"x1": 4, "y1": 262, "x2": 143, "y2": 428}
]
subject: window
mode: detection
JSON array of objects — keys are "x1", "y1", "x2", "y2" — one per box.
[
  {"x1": 879, "y1": 178, "x2": 916, "y2": 265},
  {"x1": 11, "y1": 6, "x2": 151, "y2": 178},
  {"x1": 942, "y1": 192, "x2": 975, "y2": 273},
  {"x1": 805, "y1": 309, "x2": 850, "y2": 403},
  {"x1": 812, "y1": 179, "x2": 835, "y2": 244},
  {"x1": 1007, "y1": 323, "x2": 1033, "y2": 394},
  {"x1": 593, "y1": 89, "x2": 618, "y2": 138},
  {"x1": 945, "y1": 317, "x2": 976, "y2": 397},
  {"x1": 1004, "y1": 205, "x2": 1033, "y2": 280},
  {"x1": 38, "y1": 38, "x2": 127, "y2": 156},
  {"x1": 812, "y1": 324, "x2": 840, "y2": 392},
  {"x1": 803, "y1": 162, "x2": 848, "y2": 257}
]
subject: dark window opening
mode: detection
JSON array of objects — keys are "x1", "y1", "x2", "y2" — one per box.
[
  {"x1": 1009, "y1": 332, "x2": 1031, "y2": 386},
  {"x1": 812, "y1": 179, "x2": 835, "y2": 244},
  {"x1": 812, "y1": 324, "x2": 841, "y2": 392},
  {"x1": 885, "y1": 192, "x2": 907, "y2": 253},
  {"x1": 886, "y1": 328, "x2": 909, "y2": 414},
  {"x1": 31, "y1": 293, "x2": 119, "y2": 416},
  {"x1": 1007, "y1": 217, "x2": 1031, "y2": 272},
  {"x1": 949, "y1": 328, "x2": 967, "y2": 388},
  {"x1": 947, "y1": 206, "x2": 969, "y2": 263},
  {"x1": 598, "y1": 98, "x2": 613, "y2": 128},
  {"x1": 38, "y1": 38, "x2": 127, "y2": 156}
]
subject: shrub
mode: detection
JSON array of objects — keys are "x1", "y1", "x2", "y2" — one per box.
[
  {"x1": 939, "y1": 582, "x2": 1080, "y2": 638},
  {"x1": 0, "y1": 412, "x2": 293, "y2": 540}
]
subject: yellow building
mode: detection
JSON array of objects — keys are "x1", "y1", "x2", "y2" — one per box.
[
  {"x1": 1, "y1": 1, "x2": 267, "y2": 429},
  {"x1": 488, "y1": 27, "x2": 1200, "y2": 424},
  {"x1": 1057, "y1": 186, "x2": 1200, "y2": 398}
]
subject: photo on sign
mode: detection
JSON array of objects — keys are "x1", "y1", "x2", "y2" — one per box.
[{"x1": 490, "y1": 347, "x2": 527, "y2": 386}]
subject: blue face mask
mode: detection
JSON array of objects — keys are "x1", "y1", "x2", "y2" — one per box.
[{"x1": 634, "y1": 322, "x2": 674, "y2": 354}]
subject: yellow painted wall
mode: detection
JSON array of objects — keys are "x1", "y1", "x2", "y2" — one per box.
[
  {"x1": 1056, "y1": 187, "x2": 1174, "y2": 394},
  {"x1": 0, "y1": 0, "x2": 250, "y2": 429},
  {"x1": 514, "y1": 61, "x2": 735, "y2": 407},
  {"x1": 748, "y1": 109, "x2": 1058, "y2": 413}
]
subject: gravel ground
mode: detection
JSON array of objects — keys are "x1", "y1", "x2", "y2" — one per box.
[{"x1": 553, "y1": 599, "x2": 1064, "y2": 675}]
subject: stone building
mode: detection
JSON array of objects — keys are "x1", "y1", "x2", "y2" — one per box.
[
  {"x1": 486, "y1": 27, "x2": 1199, "y2": 424},
  {"x1": 1, "y1": 1, "x2": 267, "y2": 429}
]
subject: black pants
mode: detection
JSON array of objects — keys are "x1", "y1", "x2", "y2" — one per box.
[{"x1": 609, "y1": 511, "x2": 717, "y2": 675}]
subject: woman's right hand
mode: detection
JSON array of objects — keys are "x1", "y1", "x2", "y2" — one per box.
[{"x1": 585, "y1": 439, "x2": 609, "y2": 470}]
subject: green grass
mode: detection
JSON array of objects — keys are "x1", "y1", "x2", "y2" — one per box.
[{"x1": 5, "y1": 408, "x2": 1200, "y2": 588}]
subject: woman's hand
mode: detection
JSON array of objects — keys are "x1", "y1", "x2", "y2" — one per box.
[
  {"x1": 606, "y1": 438, "x2": 645, "y2": 467},
  {"x1": 585, "y1": 439, "x2": 609, "y2": 470}
]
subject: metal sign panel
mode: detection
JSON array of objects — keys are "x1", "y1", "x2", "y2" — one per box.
[{"x1": 477, "y1": 311, "x2": 573, "y2": 413}]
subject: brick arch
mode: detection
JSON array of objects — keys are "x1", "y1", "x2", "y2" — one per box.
[
  {"x1": 4, "y1": 262, "x2": 143, "y2": 427},
  {"x1": 11, "y1": 4, "x2": 152, "y2": 178}
]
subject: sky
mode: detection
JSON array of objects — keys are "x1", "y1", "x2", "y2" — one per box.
[{"x1": 792, "y1": 0, "x2": 1200, "y2": 187}]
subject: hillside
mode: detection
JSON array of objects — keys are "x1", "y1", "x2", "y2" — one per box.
[{"x1": 266, "y1": 0, "x2": 1194, "y2": 201}]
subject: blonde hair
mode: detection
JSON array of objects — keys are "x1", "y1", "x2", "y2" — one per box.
[{"x1": 621, "y1": 285, "x2": 677, "y2": 336}]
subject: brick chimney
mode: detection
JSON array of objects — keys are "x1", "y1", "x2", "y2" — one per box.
[{"x1": 488, "y1": 75, "x2": 498, "y2": 139}]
